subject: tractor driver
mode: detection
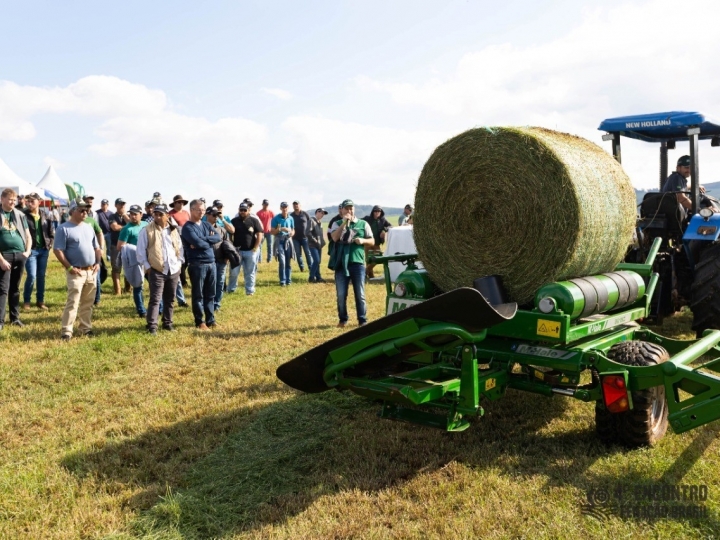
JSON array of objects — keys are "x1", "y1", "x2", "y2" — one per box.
[{"x1": 661, "y1": 155, "x2": 705, "y2": 212}]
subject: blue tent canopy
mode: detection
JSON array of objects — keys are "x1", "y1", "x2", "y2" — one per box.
[{"x1": 598, "y1": 111, "x2": 720, "y2": 142}]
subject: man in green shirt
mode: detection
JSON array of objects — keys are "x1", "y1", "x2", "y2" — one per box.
[
  {"x1": 116, "y1": 205, "x2": 148, "y2": 316},
  {"x1": 22, "y1": 192, "x2": 53, "y2": 310},
  {"x1": 329, "y1": 199, "x2": 375, "y2": 328},
  {"x1": 0, "y1": 188, "x2": 32, "y2": 329}
]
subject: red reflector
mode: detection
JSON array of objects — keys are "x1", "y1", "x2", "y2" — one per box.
[{"x1": 602, "y1": 374, "x2": 629, "y2": 413}]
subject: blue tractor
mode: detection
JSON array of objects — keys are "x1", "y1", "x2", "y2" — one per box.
[{"x1": 599, "y1": 111, "x2": 720, "y2": 335}]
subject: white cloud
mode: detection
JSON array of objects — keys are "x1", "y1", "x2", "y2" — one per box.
[
  {"x1": 356, "y1": 0, "x2": 720, "y2": 188},
  {"x1": 89, "y1": 113, "x2": 267, "y2": 158},
  {"x1": 262, "y1": 87, "x2": 293, "y2": 100},
  {"x1": 282, "y1": 116, "x2": 448, "y2": 204},
  {"x1": 0, "y1": 75, "x2": 267, "y2": 158}
]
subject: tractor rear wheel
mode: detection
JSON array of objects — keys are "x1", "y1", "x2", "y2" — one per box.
[
  {"x1": 595, "y1": 341, "x2": 669, "y2": 448},
  {"x1": 691, "y1": 242, "x2": 720, "y2": 337}
]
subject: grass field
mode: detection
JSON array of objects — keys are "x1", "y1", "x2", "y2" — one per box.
[{"x1": 1, "y1": 254, "x2": 719, "y2": 539}]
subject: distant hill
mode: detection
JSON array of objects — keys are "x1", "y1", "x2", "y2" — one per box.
[
  {"x1": 321, "y1": 204, "x2": 406, "y2": 217},
  {"x1": 635, "y1": 181, "x2": 720, "y2": 206}
]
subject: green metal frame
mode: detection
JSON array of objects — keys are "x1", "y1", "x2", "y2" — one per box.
[{"x1": 333, "y1": 240, "x2": 720, "y2": 433}]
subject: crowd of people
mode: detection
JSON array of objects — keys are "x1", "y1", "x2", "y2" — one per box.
[{"x1": 0, "y1": 188, "x2": 414, "y2": 338}]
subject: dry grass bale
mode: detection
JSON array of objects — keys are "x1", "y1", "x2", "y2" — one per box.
[{"x1": 413, "y1": 126, "x2": 636, "y2": 303}]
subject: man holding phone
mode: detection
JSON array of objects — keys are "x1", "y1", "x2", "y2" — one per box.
[{"x1": 329, "y1": 199, "x2": 374, "y2": 328}]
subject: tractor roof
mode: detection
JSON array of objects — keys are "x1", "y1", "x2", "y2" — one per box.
[{"x1": 598, "y1": 111, "x2": 720, "y2": 142}]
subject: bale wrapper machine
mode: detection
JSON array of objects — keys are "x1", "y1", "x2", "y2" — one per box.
[{"x1": 277, "y1": 237, "x2": 720, "y2": 447}]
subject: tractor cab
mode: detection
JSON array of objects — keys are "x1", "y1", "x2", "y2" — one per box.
[{"x1": 599, "y1": 111, "x2": 720, "y2": 331}]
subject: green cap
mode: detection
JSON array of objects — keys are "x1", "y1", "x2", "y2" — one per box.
[{"x1": 341, "y1": 199, "x2": 354, "y2": 208}]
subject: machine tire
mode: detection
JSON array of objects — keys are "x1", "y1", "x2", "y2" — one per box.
[
  {"x1": 691, "y1": 242, "x2": 720, "y2": 337},
  {"x1": 594, "y1": 341, "x2": 669, "y2": 448}
]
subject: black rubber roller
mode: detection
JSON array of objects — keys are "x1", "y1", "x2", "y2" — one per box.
[
  {"x1": 569, "y1": 277, "x2": 602, "y2": 318},
  {"x1": 603, "y1": 271, "x2": 640, "y2": 310}
]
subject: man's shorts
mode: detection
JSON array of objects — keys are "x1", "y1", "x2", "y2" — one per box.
[{"x1": 110, "y1": 244, "x2": 122, "y2": 273}]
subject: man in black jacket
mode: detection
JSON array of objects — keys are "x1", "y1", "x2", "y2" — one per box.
[
  {"x1": 362, "y1": 205, "x2": 392, "y2": 279},
  {"x1": 22, "y1": 193, "x2": 54, "y2": 310}
]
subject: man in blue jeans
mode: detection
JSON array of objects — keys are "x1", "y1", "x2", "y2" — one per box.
[
  {"x1": 204, "y1": 206, "x2": 228, "y2": 310},
  {"x1": 329, "y1": 199, "x2": 375, "y2": 327},
  {"x1": 115, "y1": 205, "x2": 147, "y2": 317},
  {"x1": 308, "y1": 208, "x2": 327, "y2": 283},
  {"x1": 231, "y1": 202, "x2": 263, "y2": 295},
  {"x1": 22, "y1": 193, "x2": 53, "y2": 310},
  {"x1": 271, "y1": 202, "x2": 295, "y2": 286},
  {"x1": 290, "y1": 200, "x2": 313, "y2": 272},
  {"x1": 180, "y1": 199, "x2": 221, "y2": 330}
]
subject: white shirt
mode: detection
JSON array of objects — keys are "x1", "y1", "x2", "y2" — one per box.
[{"x1": 136, "y1": 224, "x2": 184, "y2": 274}]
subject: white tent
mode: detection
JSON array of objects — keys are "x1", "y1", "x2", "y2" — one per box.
[
  {"x1": 36, "y1": 165, "x2": 68, "y2": 204},
  {"x1": 0, "y1": 158, "x2": 44, "y2": 199}
]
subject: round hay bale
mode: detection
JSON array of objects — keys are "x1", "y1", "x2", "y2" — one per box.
[{"x1": 413, "y1": 126, "x2": 636, "y2": 303}]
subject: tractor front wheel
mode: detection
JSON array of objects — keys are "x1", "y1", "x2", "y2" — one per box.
[
  {"x1": 595, "y1": 340, "x2": 669, "y2": 448},
  {"x1": 691, "y1": 242, "x2": 720, "y2": 337}
]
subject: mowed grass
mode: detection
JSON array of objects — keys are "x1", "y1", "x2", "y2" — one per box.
[{"x1": 0, "y1": 256, "x2": 719, "y2": 539}]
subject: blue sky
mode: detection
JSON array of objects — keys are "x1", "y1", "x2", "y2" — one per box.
[{"x1": 1, "y1": 0, "x2": 719, "y2": 209}]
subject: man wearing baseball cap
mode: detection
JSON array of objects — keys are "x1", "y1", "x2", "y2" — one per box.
[
  {"x1": 108, "y1": 198, "x2": 129, "y2": 295},
  {"x1": 290, "y1": 200, "x2": 313, "y2": 272},
  {"x1": 116, "y1": 205, "x2": 148, "y2": 318},
  {"x1": 257, "y1": 199, "x2": 274, "y2": 263},
  {"x1": 202, "y1": 200, "x2": 235, "y2": 233},
  {"x1": 82, "y1": 195, "x2": 95, "y2": 218},
  {"x1": 329, "y1": 199, "x2": 375, "y2": 328},
  {"x1": 308, "y1": 208, "x2": 328, "y2": 283},
  {"x1": 53, "y1": 198, "x2": 103, "y2": 340},
  {"x1": 399, "y1": 204, "x2": 413, "y2": 226},
  {"x1": 96, "y1": 199, "x2": 113, "y2": 257},
  {"x1": 229, "y1": 202, "x2": 263, "y2": 295},
  {"x1": 270, "y1": 202, "x2": 295, "y2": 286},
  {"x1": 661, "y1": 155, "x2": 706, "y2": 212},
  {"x1": 136, "y1": 203, "x2": 184, "y2": 334},
  {"x1": 167, "y1": 194, "x2": 190, "y2": 307}
]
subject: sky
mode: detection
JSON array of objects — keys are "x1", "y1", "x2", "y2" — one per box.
[{"x1": 1, "y1": 0, "x2": 720, "y2": 210}]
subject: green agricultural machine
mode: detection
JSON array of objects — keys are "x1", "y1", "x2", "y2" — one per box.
[{"x1": 277, "y1": 238, "x2": 720, "y2": 447}]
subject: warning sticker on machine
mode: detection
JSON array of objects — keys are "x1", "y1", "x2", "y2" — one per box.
[{"x1": 537, "y1": 319, "x2": 561, "y2": 338}]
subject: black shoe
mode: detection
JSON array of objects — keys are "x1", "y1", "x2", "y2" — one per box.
[
  {"x1": 178, "y1": 301, "x2": 189, "y2": 308},
  {"x1": 83, "y1": 330, "x2": 95, "y2": 337},
  {"x1": 162, "y1": 324, "x2": 175, "y2": 332},
  {"x1": 61, "y1": 334, "x2": 71, "y2": 341},
  {"x1": 148, "y1": 328, "x2": 157, "y2": 335},
  {"x1": 316, "y1": 278, "x2": 326, "y2": 283},
  {"x1": 10, "y1": 320, "x2": 24, "y2": 328},
  {"x1": 138, "y1": 312, "x2": 147, "y2": 318}
]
